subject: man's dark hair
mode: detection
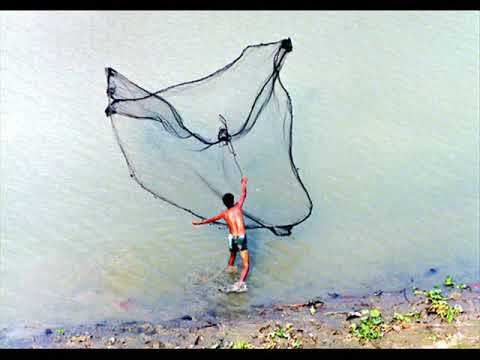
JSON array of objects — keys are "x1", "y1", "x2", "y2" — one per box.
[{"x1": 222, "y1": 193, "x2": 235, "y2": 208}]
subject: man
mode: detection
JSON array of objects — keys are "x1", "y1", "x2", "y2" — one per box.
[{"x1": 192, "y1": 176, "x2": 249, "y2": 292}]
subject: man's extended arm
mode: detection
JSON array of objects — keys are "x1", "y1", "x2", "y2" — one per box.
[
  {"x1": 192, "y1": 211, "x2": 224, "y2": 225},
  {"x1": 237, "y1": 176, "x2": 248, "y2": 208}
]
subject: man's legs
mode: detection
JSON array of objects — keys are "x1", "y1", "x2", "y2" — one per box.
[
  {"x1": 226, "y1": 249, "x2": 237, "y2": 274},
  {"x1": 239, "y1": 250, "x2": 250, "y2": 283},
  {"x1": 226, "y1": 235, "x2": 238, "y2": 273},
  {"x1": 228, "y1": 250, "x2": 237, "y2": 267},
  {"x1": 230, "y1": 250, "x2": 249, "y2": 292}
]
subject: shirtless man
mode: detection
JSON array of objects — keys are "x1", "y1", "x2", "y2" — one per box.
[{"x1": 192, "y1": 176, "x2": 249, "y2": 292}]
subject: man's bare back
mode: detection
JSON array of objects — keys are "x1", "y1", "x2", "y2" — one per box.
[{"x1": 192, "y1": 177, "x2": 247, "y2": 232}]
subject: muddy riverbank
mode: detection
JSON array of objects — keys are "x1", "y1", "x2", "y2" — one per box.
[{"x1": 1, "y1": 275, "x2": 479, "y2": 349}]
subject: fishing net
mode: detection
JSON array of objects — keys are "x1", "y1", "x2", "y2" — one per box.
[{"x1": 105, "y1": 38, "x2": 312, "y2": 236}]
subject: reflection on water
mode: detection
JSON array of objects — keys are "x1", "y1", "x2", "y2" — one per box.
[{"x1": 0, "y1": 11, "x2": 478, "y2": 332}]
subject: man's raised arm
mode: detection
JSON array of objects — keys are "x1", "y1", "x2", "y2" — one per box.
[
  {"x1": 192, "y1": 211, "x2": 225, "y2": 226},
  {"x1": 237, "y1": 176, "x2": 248, "y2": 208}
]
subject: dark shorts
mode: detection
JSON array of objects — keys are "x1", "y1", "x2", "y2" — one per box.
[{"x1": 228, "y1": 234, "x2": 248, "y2": 252}]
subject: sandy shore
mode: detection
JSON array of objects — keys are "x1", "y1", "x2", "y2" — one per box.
[{"x1": 1, "y1": 276, "x2": 479, "y2": 349}]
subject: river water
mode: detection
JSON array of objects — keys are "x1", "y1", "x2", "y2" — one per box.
[{"x1": 0, "y1": 11, "x2": 478, "y2": 332}]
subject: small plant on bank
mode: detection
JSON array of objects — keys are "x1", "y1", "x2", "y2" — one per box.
[
  {"x1": 270, "y1": 326, "x2": 288, "y2": 339},
  {"x1": 444, "y1": 275, "x2": 455, "y2": 287},
  {"x1": 291, "y1": 338, "x2": 302, "y2": 349},
  {"x1": 231, "y1": 340, "x2": 253, "y2": 349},
  {"x1": 414, "y1": 286, "x2": 463, "y2": 323},
  {"x1": 443, "y1": 275, "x2": 468, "y2": 289},
  {"x1": 392, "y1": 310, "x2": 422, "y2": 323},
  {"x1": 350, "y1": 309, "x2": 384, "y2": 341},
  {"x1": 266, "y1": 323, "x2": 303, "y2": 349}
]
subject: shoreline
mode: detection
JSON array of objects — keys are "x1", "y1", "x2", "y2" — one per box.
[{"x1": 1, "y1": 277, "x2": 479, "y2": 349}]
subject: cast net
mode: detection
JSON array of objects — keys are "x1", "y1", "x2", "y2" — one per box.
[{"x1": 105, "y1": 38, "x2": 312, "y2": 236}]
